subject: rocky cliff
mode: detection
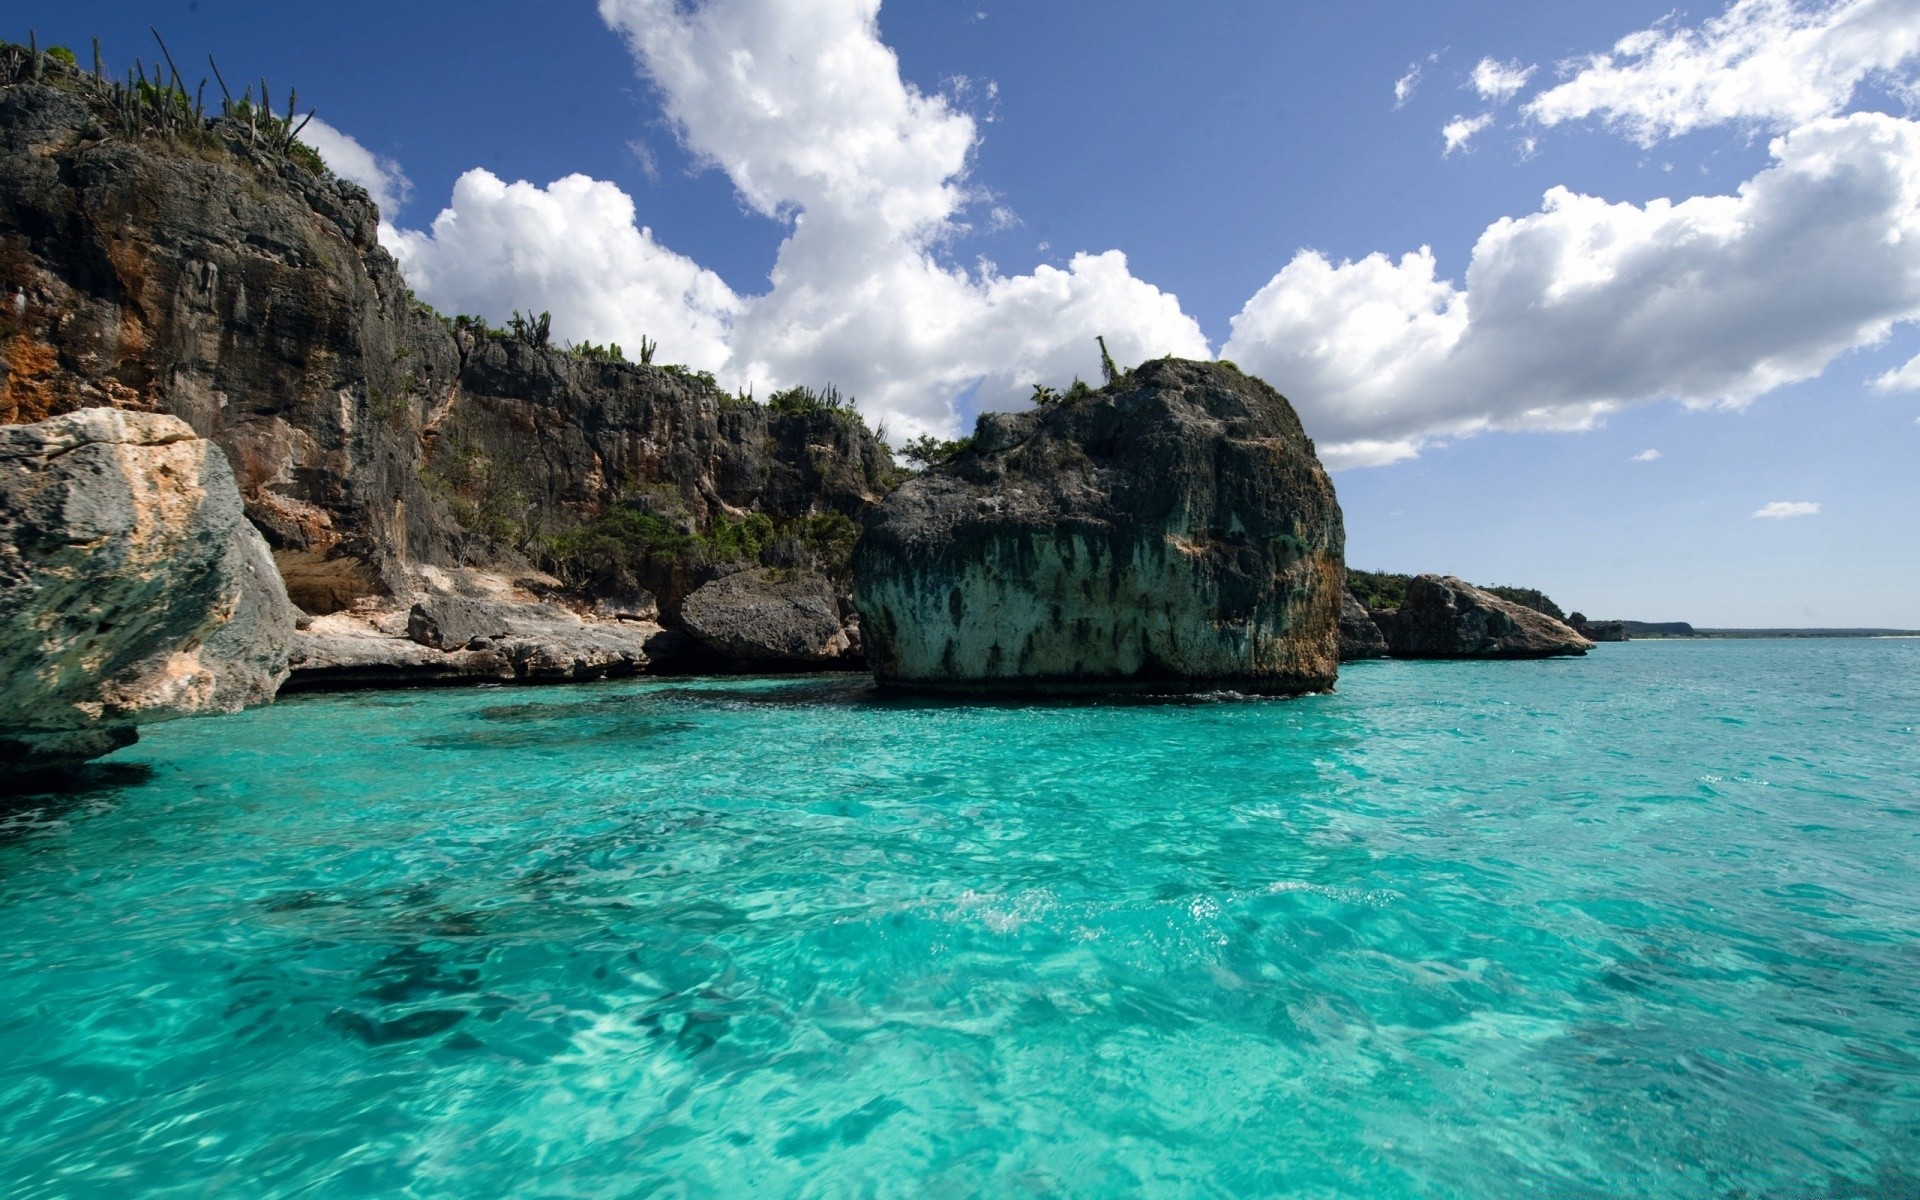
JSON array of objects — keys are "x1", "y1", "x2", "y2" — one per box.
[
  {"x1": 1, "y1": 408, "x2": 295, "y2": 778},
  {"x1": 0, "y1": 51, "x2": 892, "y2": 672},
  {"x1": 854, "y1": 359, "x2": 1345, "y2": 695},
  {"x1": 1389, "y1": 575, "x2": 1593, "y2": 659}
]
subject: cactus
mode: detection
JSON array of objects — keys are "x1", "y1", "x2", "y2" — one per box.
[
  {"x1": 93, "y1": 37, "x2": 103, "y2": 79},
  {"x1": 208, "y1": 53, "x2": 232, "y2": 113},
  {"x1": 639, "y1": 335, "x2": 657, "y2": 365},
  {"x1": 1096, "y1": 335, "x2": 1119, "y2": 384}
]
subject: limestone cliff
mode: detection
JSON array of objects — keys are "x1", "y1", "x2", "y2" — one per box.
[
  {"x1": 0, "y1": 52, "x2": 891, "y2": 668},
  {"x1": 854, "y1": 359, "x2": 1344, "y2": 695}
]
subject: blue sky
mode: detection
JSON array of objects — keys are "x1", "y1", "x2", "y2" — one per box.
[{"x1": 15, "y1": 0, "x2": 1920, "y2": 626}]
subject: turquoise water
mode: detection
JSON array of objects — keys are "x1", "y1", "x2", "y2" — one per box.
[{"x1": 1, "y1": 641, "x2": 1917, "y2": 1198}]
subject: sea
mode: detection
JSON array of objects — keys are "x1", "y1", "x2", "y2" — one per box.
[{"x1": 0, "y1": 639, "x2": 1915, "y2": 1198}]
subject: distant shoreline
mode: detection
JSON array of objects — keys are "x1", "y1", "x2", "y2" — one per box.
[{"x1": 1625, "y1": 630, "x2": 1920, "y2": 640}]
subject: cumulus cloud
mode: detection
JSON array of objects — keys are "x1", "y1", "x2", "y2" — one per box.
[
  {"x1": 1754, "y1": 500, "x2": 1822, "y2": 517},
  {"x1": 1870, "y1": 350, "x2": 1920, "y2": 390},
  {"x1": 571, "y1": 0, "x2": 1205, "y2": 434},
  {"x1": 1633, "y1": 449, "x2": 1663, "y2": 461},
  {"x1": 1527, "y1": 0, "x2": 1920, "y2": 144},
  {"x1": 1472, "y1": 57, "x2": 1537, "y2": 102},
  {"x1": 300, "y1": 117, "x2": 412, "y2": 221},
  {"x1": 1223, "y1": 113, "x2": 1920, "y2": 467},
  {"x1": 386, "y1": 171, "x2": 739, "y2": 371},
  {"x1": 379, "y1": 0, "x2": 1207, "y2": 438},
  {"x1": 1443, "y1": 112, "x2": 1494, "y2": 155},
  {"x1": 380, "y1": 0, "x2": 1920, "y2": 466}
]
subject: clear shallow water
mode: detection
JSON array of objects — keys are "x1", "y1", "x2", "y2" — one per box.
[{"x1": 1, "y1": 642, "x2": 1917, "y2": 1199}]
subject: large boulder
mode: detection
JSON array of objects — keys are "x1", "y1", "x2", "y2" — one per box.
[
  {"x1": 1, "y1": 409, "x2": 298, "y2": 776},
  {"x1": 1389, "y1": 575, "x2": 1594, "y2": 659},
  {"x1": 1338, "y1": 591, "x2": 1390, "y2": 661},
  {"x1": 679, "y1": 569, "x2": 857, "y2": 669},
  {"x1": 854, "y1": 359, "x2": 1345, "y2": 695}
]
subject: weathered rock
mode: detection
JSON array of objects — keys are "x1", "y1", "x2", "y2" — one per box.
[
  {"x1": 1, "y1": 409, "x2": 297, "y2": 775},
  {"x1": 854, "y1": 359, "x2": 1344, "y2": 695},
  {"x1": 287, "y1": 599, "x2": 656, "y2": 690},
  {"x1": 494, "y1": 605, "x2": 656, "y2": 681},
  {"x1": 679, "y1": 569, "x2": 857, "y2": 669},
  {"x1": 407, "y1": 596, "x2": 514, "y2": 651},
  {"x1": 1339, "y1": 591, "x2": 1390, "y2": 661},
  {"x1": 289, "y1": 622, "x2": 517, "y2": 690},
  {"x1": 1576, "y1": 621, "x2": 1629, "y2": 643},
  {"x1": 1389, "y1": 575, "x2": 1594, "y2": 659}
]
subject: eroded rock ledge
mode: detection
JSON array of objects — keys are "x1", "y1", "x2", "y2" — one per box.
[{"x1": 854, "y1": 359, "x2": 1345, "y2": 695}]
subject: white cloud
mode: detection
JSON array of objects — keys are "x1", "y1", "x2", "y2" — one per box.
[
  {"x1": 1443, "y1": 112, "x2": 1494, "y2": 155},
  {"x1": 1527, "y1": 0, "x2": 1920, "y2": 144},
  {"x1": 300, "y1": 117, "x2": 412, "y2": 220},
  {"x1": 581, "y1": 0, "x2": 1206, "y2": 436},
  {"x1": 1394, "y1": 63, "x2": 1423, "y2": 108},
  {"x1": 375, "y1": 0, "x2": 1209, "y2": 438},
  {"x1": 375, "y1": 0, "x2": 1920, "y2": 465},
  {"x1": 386, "y1": 171, "x2": 739, "y2": 371},
  {"x1": 1753, "y1": 500, "x2": 1822, "y2": 517},
  {"x1": 1472, "y1": 57, "x2": 1537, "y2": 102},
  {"x1": 1870, "y1": 350, "x2": 1920, "y2": 390},
  {"x1": 1633, "y1": 448, "x2": 1663, "y2": 461},
  {"x1": 1223, "y1": 113, "x2": 1920, "y2": 465}
]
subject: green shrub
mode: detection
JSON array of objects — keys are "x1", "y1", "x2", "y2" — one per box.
[
  {"x1": 569, "y1": 339, "x2": 625, "y2": 363},
  {"x1": 1346, "y1": 569, "x2": 1411, "y2": 611},
  {"x1": 659, "y1": 363, "x2": 719, "y2": 390},
  {"x1": 768, "y1": 383, "x2": 854, "y2": 416},
  {"x1": 900, "y1": 434, "x2": 974, "y2": 468}
]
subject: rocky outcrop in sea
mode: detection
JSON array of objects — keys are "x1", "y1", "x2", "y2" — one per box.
[
  {"x1": 1389, "y1": 575, "x2": 1594, "y2": 659},
  {"x1": 1, "y1": 409, "x2": 296, "y2": 777},
  {"x1": 1338, "y1": 591, "x2": 1391, "y2": 661},
  {"x1": 854, "y1": 359, "x2": 1345, "y2": 695}
]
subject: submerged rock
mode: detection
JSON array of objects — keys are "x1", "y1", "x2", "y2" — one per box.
[
  {"x1": 1388, "y1": 575, "x2": 1594, "y2": 659},
  {"x1": 854, "y1": 359, "x2": 1344, "y2": 695},
  {"x1": 679, "y1": 569, "x2": 858, "y2": 669},
  {"x1": 1338, "y1": 591, "x2": 1390, "y2": 661},
  {"x1": 0, "y1": 409, "x2": 297, "y2": 776}
]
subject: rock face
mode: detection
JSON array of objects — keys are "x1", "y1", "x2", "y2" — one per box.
[
  {"x1": 0, "y1": 409, "x2": 296, "y2": 775},
  {"x1": 854, "y1": 359, "x2": 1345, "y2": 695},
  {"x1": 1576, "y1": 620, "x2": 1629, "y2": 643},
  {"x1": 680, "y1": 569, "x2": 857, "y2": 670},
  {"x1": 1389, "y1": 575, "x2": 1594, "y2": 659},
  {"x1": 1338, "y1": 591, "x2": 1390, "y2": 661},
  {"x1": 0, "y1": 64, "x2": 884, "y2": 667},
  {"x1": 407, "y1": 596, "x2": 514, "y2": 651}
]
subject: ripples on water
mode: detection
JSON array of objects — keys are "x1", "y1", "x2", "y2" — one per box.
[{"x1": 1, "y1": 640, "x2": 1917, "y2": 1198}]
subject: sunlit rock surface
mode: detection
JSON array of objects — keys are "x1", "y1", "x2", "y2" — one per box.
[{"x1": 0, "y1": 409, "x2": 296, "y2": 776}]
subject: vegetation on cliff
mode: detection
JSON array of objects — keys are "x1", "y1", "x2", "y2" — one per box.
[{"x1": 1348, "y1": 568, "x2": 1569, "y2": 622}]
